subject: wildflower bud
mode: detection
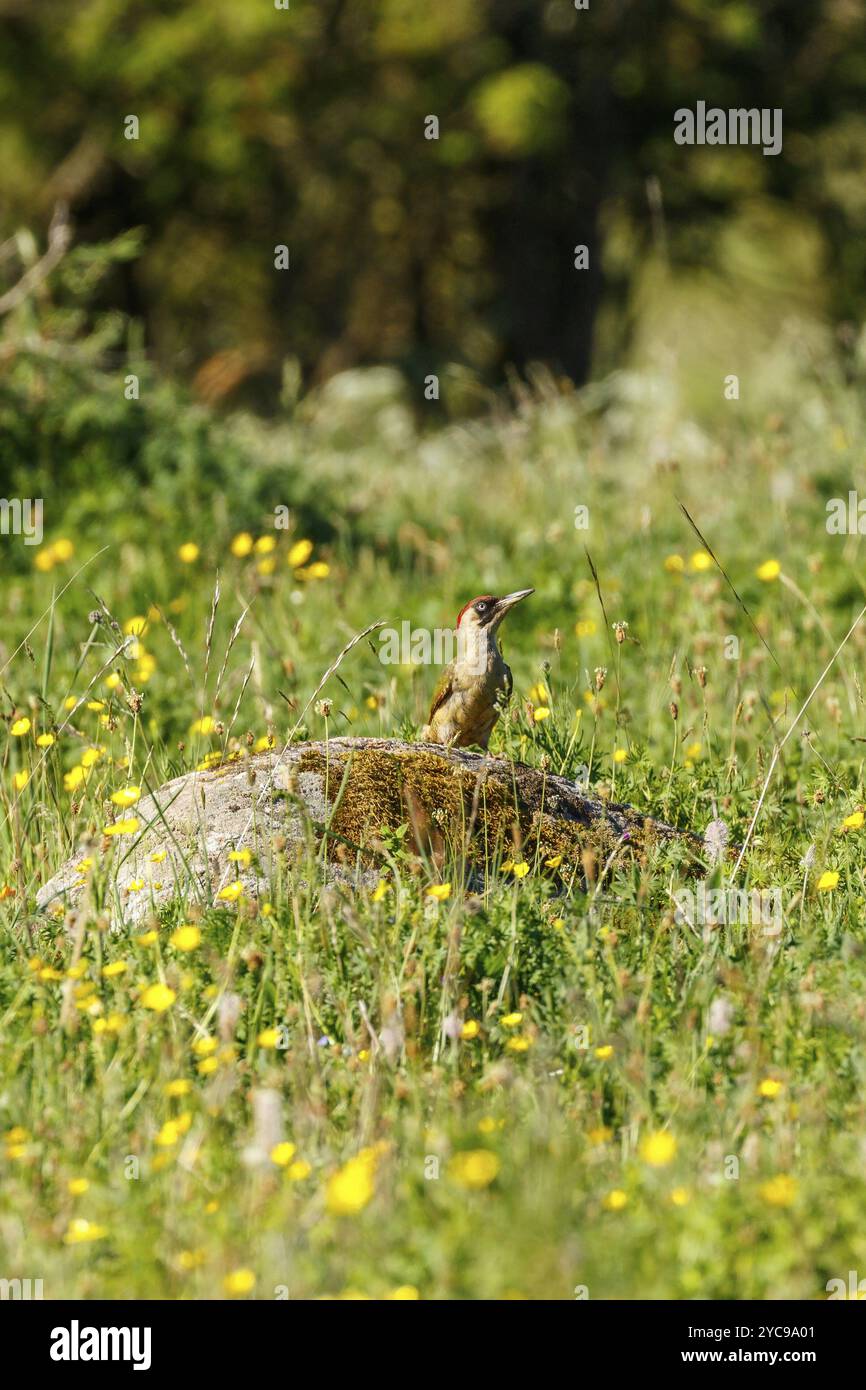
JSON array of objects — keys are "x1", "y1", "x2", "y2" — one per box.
[
  {"x1": 669, "y1": 701, "x2": 679, "y2": 721},
  {"x1": 670, "y1": 675, "x2": 682, "y2": 695},
  {"x1": 88, "y1": 610, "x2": 102, "y2": 626},
  {"x1": 613, "y1": 621, "x2": 629, "y2": 644},
  {"x1": 553, "y1": 628, "x2": 562, "y2": 652},
  {"x1": 696, "y1": 665, "x2": 708, "y2": 689},
  {"x1": 316, "y1": 699, "x2": 332, "y2": 719},
  {"x1": 594, "y1": 666, "x2": 607, "y2": 691}
]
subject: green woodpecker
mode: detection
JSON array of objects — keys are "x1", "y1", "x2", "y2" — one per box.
[{"x1": 421, "y1": 589, "x2": 534, "y2": 749}]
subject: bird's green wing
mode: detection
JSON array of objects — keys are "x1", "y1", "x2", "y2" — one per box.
[{"x1": 427, "y1": 661, "x2": 456, "y2": 723}]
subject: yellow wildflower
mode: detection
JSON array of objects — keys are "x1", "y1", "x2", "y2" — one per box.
[
  {"x1": 110, "y1": 785, "x2": 141, "y2": 807},
  {"x1": 447, "y1": 1150, "x2": 500, "y2": 1190},
  {"x1": 170, "y1": 925, "x2": 201, "y2": 952},
  {"x1": 759, "y1": 1174, "x2": 797, "y2": 1207},
  {"x1": 326, "y1": 1154, "x2": 376, "y2": 1215},
  {"x1": 140, "y1": 983, "x2": 176, "y2": 1013},
  {"x1": 104, "y1": 818, "x2": 140, "y2": 837},
  {"x1": 63, "y1": 1219, "x2": 107, "y2": 1245},
  {"x1": 758, "y1": 1078, "x2": 783, "y2": 1098},
  {"x1": 231, "y1": 532, "x2": 254, "y2": 557},
  {"x1": 756, "y1": 559, "x2": 781, "y2": 582},
  {"x1": 640, "y1": 1130, "x2": 677, "y2": 1167},
  {"x1": 602, "y1": 1189, "x2": 628, "y2": 1211}
]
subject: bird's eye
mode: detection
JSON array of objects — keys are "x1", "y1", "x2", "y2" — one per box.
[{"x1": 475, "y1": 602, "x2": 487, "y2": 614}]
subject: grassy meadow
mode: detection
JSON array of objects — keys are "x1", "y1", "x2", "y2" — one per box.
[{"x1": 4, "y1": 336, "x2": 866, "y2": 1300}]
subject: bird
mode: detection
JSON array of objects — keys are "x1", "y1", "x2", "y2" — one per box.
[{"x1": 421, "y1": 589, "x2": 534, "y2": 749}]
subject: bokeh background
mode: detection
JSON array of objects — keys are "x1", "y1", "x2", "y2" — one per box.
[{"x1": 2, "y1": 0, "x2": 866, "y2": 442}]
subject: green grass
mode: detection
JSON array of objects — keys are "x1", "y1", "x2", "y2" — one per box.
[{"x1": 3, "y1": 351, "x2": 866, "y2": 1300}]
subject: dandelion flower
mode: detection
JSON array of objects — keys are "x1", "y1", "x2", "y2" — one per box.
[
  {"x1": 758, "y1": 1078, "x2": 783, "y2": 1098},
  {"x1": 217, "y1": 881, "x2": 244, "y2": 902},
  {"x1": 756, "y1": 559, "x2": 781, "y2": 582},
  {"x1": 170, "y1": 925, "x2": 201, "y2": 952},
  {"x1": 296, "y1": 561, "x2": 330, "y2": 580},
  {"x1": 67, "y1": 1177, "x2": 90, "y2": 1196},
  {"x1": 461, "y1": 1020, "x2": 480, "y2": 1040},
  {"x1": 63, "y1": 1218, "x2": 108, "y2": 1245},
  {"x1": 690, "y1": 550, "x2": 712, "y2": 572},
  {"x1": 613, "y1": 748, "x2": 628, "y2": 764},
  {"x1": 178, "y1": 542, "x2": 199, "y2": 564},
  {"x1": 231, "y1": 532, "x2": 254, "y2": 558},
  {"x1": 228, "y1": 848, "x2": 252, "y2": 866},
  {"x1": 13, "y1": 770, "x2": 29, "y2": 791},
  {"x1": 506, "y1": 1036, "x2": 531, "y2": 1053},
  {"x1": 512, "y1": 861, "x2": 530, "y2": 878},
  {"x1": 270, "y1": 1142, "x2": 297, "y2": 1167},
  {"x1": 140, "y1": 982, "x2": 176, "y2": 1013},
  {"x1": 426, "y1": 883, "x2": 451, "y2": 901},
  {"x1": 10, "y1": 717, "x2": 30, "y2": 737},
  {"x1": 640, "y1": 1130, "x2": 677, "y2": 1167},
  {"x1": 602, "y1": 1189, "x2": 628, "y2": 1211},
  {"x1": 759, "y1": 1174, "x2": 797, "y2": 1207},
  {"x1": 595, "y1": 1045, "x2": 613, "y2": 1060},
  {"x1": 287, "y1": 538, "x2": 314, "y2": 567},
  {"x1": 842, "y1": 811, "x2": 864, "y2": 831},
  {"x1": 110, "y1": 786, "x2": 141, "y2": 807},
  {"x1": 664, "y1": 554, "x2": 685, "y2": 573},
  {"x1": 816, "y1": 870, "x2": 839, "y2": 891},
  {"x1": 326, "y1": 1154, "x2": 376, "y2": 1215},
  {"x1": 224, "y1": 1268, "x2": 256, "y2": 1296},
  {"x1": 102, "y1": 961, "x2": 128, "y2": 978},
  {"x1": 500, "y1": 1012, "x2": 523, "y2": 1028},
  {"x1": 36, "y1": 732, "x2": 56, "y2": 748},
  {"x1": 545, "y1": 855, "x2": 562, "y2": 868},
  {"x1": 533, "y1": 707, "x2": 551, "y2": 722},
  {"x1": 104, "y1": 818, "x2": 140, "y2": 837},
  {"x1": 447, "y1": 1149, "x2": 499, "y2": 1190},
  {"x1": 257, "y1": 1028, "x2": 282, "y2": 1049}
]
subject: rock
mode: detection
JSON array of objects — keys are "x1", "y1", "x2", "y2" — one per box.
[{"x1": 35, "y1": 738, "x2": 701, "y2": 927}]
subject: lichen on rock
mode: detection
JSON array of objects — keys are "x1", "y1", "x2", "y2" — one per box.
[{"x1": 35, "y1": 737, "x2": 701, "y2": 926}]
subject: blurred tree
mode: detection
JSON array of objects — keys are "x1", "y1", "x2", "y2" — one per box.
[{"x1": 0, "y1": 0, "x2": 865, "y2": 402}]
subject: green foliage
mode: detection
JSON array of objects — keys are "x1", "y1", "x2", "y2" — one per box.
[
  {"x1": 2, "y1": 308, "x2": 866, "y2": 1294},
  {"x1": 4, "y1": 0, "x2": 866, "y2": 388}
]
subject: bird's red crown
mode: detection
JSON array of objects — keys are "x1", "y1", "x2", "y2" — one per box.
[{"x1": 456, "y1": 595, "x2": 496, "y2": 628}]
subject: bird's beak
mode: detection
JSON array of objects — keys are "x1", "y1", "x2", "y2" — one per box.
[{"x1": 495, "y1": 588, "x2": 534, "y2": 616}]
